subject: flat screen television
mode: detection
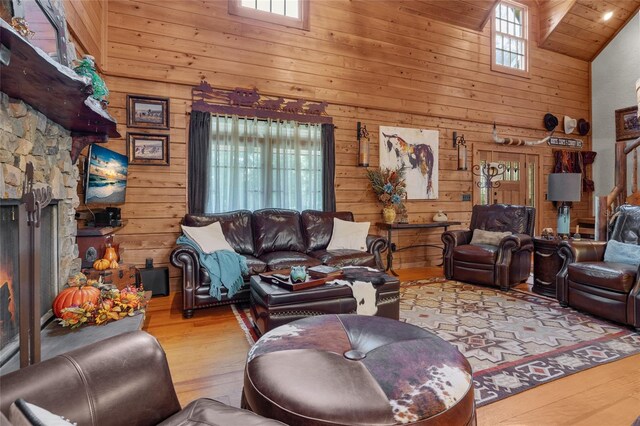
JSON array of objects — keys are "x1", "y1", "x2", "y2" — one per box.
[{"x1": 84, "y1": 144, "x2": 129, "y2": 205}]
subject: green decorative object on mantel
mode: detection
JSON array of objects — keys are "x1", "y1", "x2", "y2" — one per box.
[{"x1": 73, "y1": 55, "x2": 109, "y2": 107}]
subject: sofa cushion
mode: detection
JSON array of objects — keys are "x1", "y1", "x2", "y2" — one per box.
[
  {"x1": 158, "y1": 398, "x2": 285, "y2": 426},
  {"x1": 568, "y1": 261, "x2": 638, "y2": 293},
  {"x1": 199, "y1": 255, "x2": 266, "y2": 283},
  {"x1": 453, "y1": 244, "x2": 498, "y2": 264},
  {"x1": 181, "y1": 222, "x2": 235, "y2": 254},
  {"x1": 309, "y1": 249, "x2": 376, "y2": 268},
  {"x1": 259, "y1": 251, "x2": 322, "y2": 271},
  {"x1": 603, "y1": 240, "x2": 640, "y2": 267},
  {"x1": 301, "y1": 210, "x2": 354, "y2": 252},
  {"x1": 327, "y1": 218, "x2": 370, "y2": 251},
  {"x1": 183, "y1": 211, "x2": 254, "y2": 255},
  {"x1": 253, "y1": 209, "x2": 305, "y2": 256},
  {"x1": 470, "y1": 229, "x2": 511, "y2": 247}
]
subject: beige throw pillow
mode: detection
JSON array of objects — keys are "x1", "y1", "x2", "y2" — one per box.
[
  {"x1": 470, "y1": 229, "x2": 512, "y2": 247},
  {"x1": 327, "y1": 218, "x2": 370, "y2": 251},
  {"x1": 181, "y1": 221, "x2": 235, "y2": 254}
]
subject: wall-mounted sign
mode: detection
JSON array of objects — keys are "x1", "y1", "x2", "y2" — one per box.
[{"x1": 548, "y1": 137, "x2": 583, "y2": 148}]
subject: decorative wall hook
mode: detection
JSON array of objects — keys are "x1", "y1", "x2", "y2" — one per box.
[{"x1": 472, "y1": 162, "x2": 506, "y2": 189}]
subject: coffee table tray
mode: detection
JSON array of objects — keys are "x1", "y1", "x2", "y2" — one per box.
[{"x1": 258, "y1": 272, "x2": 329, "y2": 291}]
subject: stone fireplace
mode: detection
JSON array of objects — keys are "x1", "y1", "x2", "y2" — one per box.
[{"x1": 0, "y1": 91, "x2": 81, "y2": 364}]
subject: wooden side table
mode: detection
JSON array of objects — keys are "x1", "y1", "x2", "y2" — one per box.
[{"x1": 532, "y1": 237, "x2": 563, "y2": 298}]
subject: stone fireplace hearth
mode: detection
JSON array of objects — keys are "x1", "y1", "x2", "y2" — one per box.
[{"x1": 0, "y1": 91, "x2": 82, "y2": 301}]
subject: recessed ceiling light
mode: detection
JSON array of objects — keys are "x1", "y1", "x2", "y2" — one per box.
[{"x1": 603, "y1": 11, "x2": 613, "y2": 21}]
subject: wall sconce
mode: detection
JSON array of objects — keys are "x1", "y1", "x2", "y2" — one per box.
[
  {"x1": 357, "y1": 121, "x2": 370, "y2": 167},
  {"x1": 453, "y1": 131, "x2": 467, "y2": 171}
]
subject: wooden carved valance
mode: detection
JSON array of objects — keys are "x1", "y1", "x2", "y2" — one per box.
[{"x1": 191, "y1": 81, "x2": 332, "y2": 124}]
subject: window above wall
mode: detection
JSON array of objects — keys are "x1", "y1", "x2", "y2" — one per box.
[
  {"x1": 491, "y1": 0, "x2": 529, "y2": 78},
  {"x1": 229, "y1": 0, "x2": 309, "y2": 30}
]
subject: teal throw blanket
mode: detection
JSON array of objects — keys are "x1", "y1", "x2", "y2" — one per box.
[{"x1": 176, "y1": 235, "x2": 248, "y2": 300}]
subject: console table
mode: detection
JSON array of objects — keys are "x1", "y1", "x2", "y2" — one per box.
[{"x1": 377, "y1": 221, "x2": 461, "y2": 275}]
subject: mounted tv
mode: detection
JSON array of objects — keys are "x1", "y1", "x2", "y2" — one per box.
[{"x1": 85, "y1": 144, "x2": 128, "y2": 205}]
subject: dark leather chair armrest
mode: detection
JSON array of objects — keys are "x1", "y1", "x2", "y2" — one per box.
[
  {"x1": 629, "y1": 266, "x2": 640, "y2": 329},
  {"x1": 170, "y1": 245, "x2": 201, "y2": 318},
  {"x1": 499, "y1": 233, "x2": 533, "y2": 252},
  {"x1": 366, "y1": 234, "x2": 388, "y2": 270},
  {"x1": 441, "y1": 230, "x2": 472, "y2": 280},
  {"x1": 0, "y1": 332, "x2": 181, "y2": 425},
  {"x1": 556, "y1": 240, "x2": 607, "y2": 305}
]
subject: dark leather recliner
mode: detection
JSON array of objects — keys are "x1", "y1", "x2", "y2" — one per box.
[
  {"x1": 0, "y1": 331, "x2": 283, "y2": 426},
  {"x1": 557, "y1": 204, "x2": 640, "y2": 330},
  {"x1": 442, "y1": 204, "x2": 535, "y2": 291}
]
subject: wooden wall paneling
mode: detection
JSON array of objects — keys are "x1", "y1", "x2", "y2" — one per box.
[
  {"x1": 63, "y1": 0, "x2": 106, "y2": 68},
  {"x1": 99, "y1": 0, "x2": 590, "y2": 274}
]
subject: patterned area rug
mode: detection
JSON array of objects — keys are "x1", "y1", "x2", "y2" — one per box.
[
  {"x1": 232, "y1": 279, "x2": 640, "y2": 407},
  {"x1": 401, "y1": 279, "x2": 640, "y2": 406}
]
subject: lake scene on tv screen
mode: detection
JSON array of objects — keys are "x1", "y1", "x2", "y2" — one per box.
[{"x1": 86, "y1": 144, "x2": 128, "y2": 204}]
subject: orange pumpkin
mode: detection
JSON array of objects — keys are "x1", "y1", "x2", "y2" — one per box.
[
  {"x1": 52, "y1": 285, "x2": 101, "y2": 317},
  {"x1": 109, "y1": 260, "x2": 119, "y2": 269},
  {"x1": 93, "y1": 258, "x2": 110, "y2": 270}
]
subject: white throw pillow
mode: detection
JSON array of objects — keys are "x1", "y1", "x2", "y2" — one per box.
[
  {"x1": 470, "y1": 229, "x2": 512, "y2": 247},
  {"x1": 181, "y1": 221, "x2": 234, "y2": 254},
  {"x1": 10, "y1": 399, "x2": 76, "y2": 426},
  {"x1": 326, "y1": 218, "x2": 369, "y2": 251}
]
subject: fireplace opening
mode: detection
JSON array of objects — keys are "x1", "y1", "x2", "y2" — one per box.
[{"x1": 0, "y1": 201, "x2": 59, "y2": 367}]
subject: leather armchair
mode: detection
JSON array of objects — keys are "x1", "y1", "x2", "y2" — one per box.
[
  {"x1": 442, "y1": 204, "x2": 535, "y2": 291},
  {"x1": 557, "y1": 205, "x2": 640, "y2": 330},
  {"x1": 0, "y1": 331, "x2": 283, "y2": 426}
]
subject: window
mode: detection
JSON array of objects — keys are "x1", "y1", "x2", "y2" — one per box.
[
  {"x1": 491, "y1": 1, "x2": 529, "y2": 77},
  {"x1": 229, "y1": 0, "x2": 309, "y2": 30},
  {"x1": 205, "y1": 115, "x2": 322, "y2": 213}
]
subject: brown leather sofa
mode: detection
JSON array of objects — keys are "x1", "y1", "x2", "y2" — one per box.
[
  {"x1": 171, "y1": 209, "x2": 388, "y2": 318},
  {"x1": 557, "y1": 205, "x2": 640, "y2": 330},
  {"x1": 442, "y1": 204, "x2": 535, "y2": 291},
  {"x1": 0, "y1": 331, "x2": 283, "y2": 426}
]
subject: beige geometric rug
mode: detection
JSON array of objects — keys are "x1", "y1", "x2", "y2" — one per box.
[
  {"x1": 400, "y1": 279, "x2": 640, "y2": 406},
  {"x1": 232, "y1": 279, "x2": 640, "y2": 407}
]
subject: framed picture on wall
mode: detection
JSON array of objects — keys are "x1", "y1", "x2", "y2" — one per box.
[
  {"x1": 127, "y1": 133, "x2": 170, "y2": 166},
  {"x1": 127, "y1": 95, "x2": 170, "y2": 130},
  {"x1": 615, "y1": 106, "x2": 640, "y2": 141}
]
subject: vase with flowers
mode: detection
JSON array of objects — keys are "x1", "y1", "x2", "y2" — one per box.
[{"x1": 366, "y1": 167, "x2": 407, "y2": 224}]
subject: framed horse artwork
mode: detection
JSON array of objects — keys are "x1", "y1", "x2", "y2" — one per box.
[{"x1": 379, "y1": 126, "x2": 439, "y2": 199}]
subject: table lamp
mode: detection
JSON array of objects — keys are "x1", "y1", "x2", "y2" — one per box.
[{"x1": 547, "y1": 173, "x2": 581, "y2": 235}]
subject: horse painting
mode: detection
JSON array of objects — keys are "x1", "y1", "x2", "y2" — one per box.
[{"x1": 379, "y1": 127, "x2": 439, "y2": 199}]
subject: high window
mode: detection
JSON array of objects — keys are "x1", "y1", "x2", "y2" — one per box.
[
  {"x1": 491, "y1": 1, "x2": 529, "y2": 77},
  {"x1": 229, "y1": 0, "x2": 309, "y2": 30},
  {"x1": 205, "y1": 115, "x2": 322, "y2": 213}
]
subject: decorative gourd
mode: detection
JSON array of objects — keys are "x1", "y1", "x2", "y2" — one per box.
[
  {"x1": 93, "y1": 258, "x2": 110, "y2": 270},
  {"x1": 103, "y1": 244, "x2": 118, "y2": 262},
  {"x1": 109, "y1": 260, "x2": 118, "y2": 269},
  {"x1": 52, "y1": 285, "x2": 101, "y2": 318},
  {"x1": 67, "y1": 272, "x2": 88, "y2": 287}
]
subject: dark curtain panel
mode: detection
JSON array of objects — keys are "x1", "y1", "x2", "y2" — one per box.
[
  {"x1": 188, "y1": 111, "x2": 211, "y2": 214},
  {"x1": 321, "y1": 123, "x2": 336, "y2": 212}
]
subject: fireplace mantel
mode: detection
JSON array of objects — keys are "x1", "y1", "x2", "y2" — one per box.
[{"x1": 0, "y1": 20, "x2": 119, "y2": 163}]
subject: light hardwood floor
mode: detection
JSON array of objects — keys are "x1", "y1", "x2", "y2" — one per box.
[{"x1": 143, "y1": 267, "x2": 640, "y2": 425}]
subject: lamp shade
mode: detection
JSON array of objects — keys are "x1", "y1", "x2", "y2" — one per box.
[{"x1": 548, "y1": 173, "x2": 582, "y2": 202}]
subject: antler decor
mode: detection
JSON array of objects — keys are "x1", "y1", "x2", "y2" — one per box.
[
  {"x1": 492, "y1": 122, "x2": 551, "y2": 146},
  {"x1": 192, "y1": 81, "x2": 332, "y2": 124}
]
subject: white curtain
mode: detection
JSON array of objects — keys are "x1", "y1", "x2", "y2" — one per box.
[{"x1": 205, "y1": 115, "x2": 322, "y2": 213}]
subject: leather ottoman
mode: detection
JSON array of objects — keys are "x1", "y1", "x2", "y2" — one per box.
[
  {"x1": 249, "y1": 269, "x2": 400, "y2": 336},
  {"x1": 242, "y1": 314, "x2": 476, "y2": 426}
]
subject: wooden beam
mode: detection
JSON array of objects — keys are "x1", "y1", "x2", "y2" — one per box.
[{"x1": 538, "y1": 0, "x2": 577, "y2": 45}]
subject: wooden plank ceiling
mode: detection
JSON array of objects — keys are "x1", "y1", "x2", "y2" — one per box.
[{"x1": 396, "y1": 0, "x2": 640, "y2": 61}]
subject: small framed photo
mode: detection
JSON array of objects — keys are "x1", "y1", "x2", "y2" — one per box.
[
  {"x1": 127, "y1": 133, "x2": 170, "y2": 166},
  {"x1": 615, "y1": 106, "x2": 640, "y2": 141},
  {"x1": 127, "y1": 95, "x2": 170, "y2": 130}
]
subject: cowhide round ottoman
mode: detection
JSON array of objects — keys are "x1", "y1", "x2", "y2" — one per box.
[{"x1": 242, "y1": 314, "x2": 475, "y2": 426}]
